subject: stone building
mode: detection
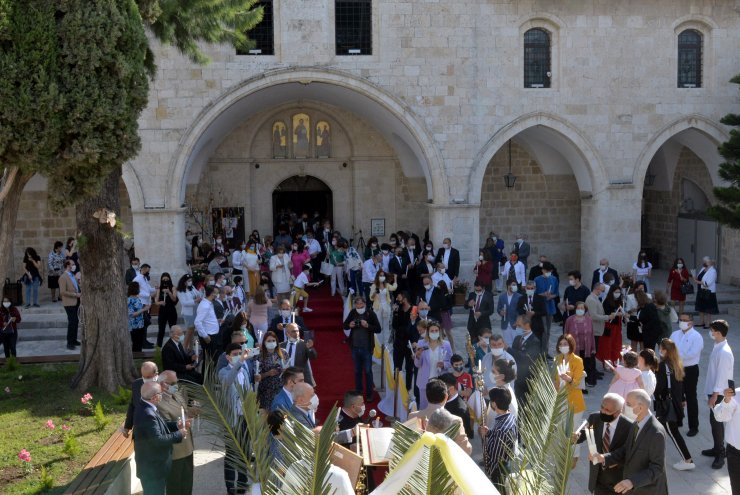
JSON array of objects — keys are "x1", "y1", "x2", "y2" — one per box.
[{"x1": 14, "y1": 0, "x2": 740, "y2": 285}]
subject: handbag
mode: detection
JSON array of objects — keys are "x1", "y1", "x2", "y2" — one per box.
[
  {"x1": 320, "y1": 261, "x2": 333, "y2": 276},
  {"x1": 655, "y1": 367, "x2": 680, "y2": 423},
  {"x1": 680, "y1": 281, "x2": 694, "y2": 295}
]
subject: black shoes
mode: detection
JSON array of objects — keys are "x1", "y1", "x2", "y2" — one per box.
[
  {"x1": 702, "y1": 448, "x2": 718, "y2": 457},
  {"x1": 66, "y1": 344, "x2": 75, "y2": 350},
  {"x1": 74, "y1": 340, "x2": 81, "y2": 345},
  {"x1": 687, "y1": 429, "x2": 698, "y2": 437},
  {"x1": 712, "y1": 457, "x2": 725, "y2": 469},
  {"x1": 142, "y1": 341, "x2": 155, "y2": 349}
]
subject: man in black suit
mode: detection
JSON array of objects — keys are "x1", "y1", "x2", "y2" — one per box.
[
  {"x1": 516, "y1": 280, "x2": 547, "y2": 353},
  {"x1": 435, "y1": 237, "x2": 461, "y2": 279},
  {"x1": 268, "y1": 299, "x2": 312, "y2": 343},
  {"x1": 509, "y1": 315, "x2": 542, "y2": 404},
  {"x1": 292, "y1": 212, "x2": 311, "y2": 238},
  {"x1": 124, "y1": 257, "x2": 140, "y2": 285},
  {"x1": 576, "y1": 393, "x2": 634, "y2": 494},
  {"x1": 133, "y1": 381, "x2": 188, "y2": 495},
  {"x1": 389, "y1": 246, "x2": 410, "y2": 293},
  {"x1": 465, "y1": 279, "x2": 494, "y2": 341},
  {"x1": 512, "y1": 234, "x2": 531, "y2": 270},
  {"x1": 418, "y1": 276, "x2": 445, "y2": 322},
  {"x1": 440, "y1": 373, "x2": 473, "y2": 439},
  {"x1": 121, "y1": 361, "x2": 159, "y2": 438},
  {"x1": 162, "y1": 326, "x2": 203, "y2": 384},
  {"x1": 592, "y1": 258, "x2": 620, "y2": 291},
  {"x1": 593, "y1": 389, "x2": 669, "y2": 495},
  {"x1": 280, "y1": 323, "x2": 317, "y2": 385}
]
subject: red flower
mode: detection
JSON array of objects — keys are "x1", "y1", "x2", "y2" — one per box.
[
  {"x1": 17, "y1": 449, "x2": 31, "y2": 463},
  {"x1": 45, "y1": 419, "x2": 55, "y2": 429}
]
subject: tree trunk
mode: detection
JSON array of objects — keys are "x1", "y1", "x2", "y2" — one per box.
[
  {"x1": 0, "y1": 170, "x2": 34, "y2": 286},
  {"x1": 72, "y1": 166, "x2": 136, "y2": 392}
]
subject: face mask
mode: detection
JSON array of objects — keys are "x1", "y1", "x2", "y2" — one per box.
[
  {"x1": 408, "y1": 244, "x2": 415, "y2": 250},
  {"x1": 419, "y1": 310, "x2": 429, "y2": 318},
  {"x1": 576, "y1": 309, "x2": 585, "y2": 316},
  {"x1": 543, "y1": 272, "x2": 551, "y2": 278},
  {"x1": 426, "y1": 246, "x2": 432, "y2": 251},
  {"x1": 613, "y1": 291, "x2": 621, "y2": 298},
  {"x1": 679, "y1": 321, "x2": 691, "y2": 331},
  {"x1": 424, "y1": 284, "x2": 432, "y2": 290},
  {"x1": 491, "y1": 347, "x2": 504, "y2": 356},
  {"x1": 510, "y1": 258, "x2": 517, "y2": 264},
  {"x1": 265, "y1": 341, "x2": 277, "y2": 350},
  {"x1": 280, "y1": 310, "x2": 291, "y2": 318},
  {"x1": 288, "y1": 336, "x2": 298, "y2": 344},
  {"x1": 382, "y1": 250, "x2": 389, "y2": 255},
  {"x1": 475, "y1": 289, "x2": 483, "y2": 295},
  {"x1": 132, "y1": 264, "x2": 139, "y2": 270},
  {"x1": 600, "y1": 265, "x2": 607, "y2": 271},
  {"x1": 516, "y1": 327, "x2": 526, "y2": 336},
  {"x1": 443, "y1": 244, "x2": 450, "y2": 249},
  {"x1": 438, "y1": 268, "x2": 446, "y2": 274},
  {"x1": 479, "y1": 337, "x2": 490, "y2": 346},
  {"x1": 559, "y1": 346, "x2": 570, "y2": 354},
  {"x1": 510, "y1": 284, "x2": 518, "y2": 292},
  {"x1": 171, "y1": 335, "x2": 180, "y2": 344},
  {"x1": 599, "y1": 412, "x2": 615, "y2": 423},
  {"x1": 525, "y1": 289, "x2": 535, "y2": 296},
  {"x1": 659, "y1": 351, "x2": 666, "y2": 359},
  {"x1": 231, "y1": 355, "x2": 241, "y2": 365},
  {"x1": 427, "y1": 255, "x2": 435, "y2": 262},
  {"x1": 677, "y1": 263, "x2": 684, "y2": 269},
  {"x1": 292, "y1": 245, "x2": 298, "y2": 251},
  {"x1": 216, "y1": 239, "x2": 222, "y2": 244},
  {"x1": 356, "y1": 307, "x2": 366, "y2": 315},
  {"x1": 379, "y1": 276, "x2": 386, "y2": 282},
  {"x1": 568, "y1": 279, "x2": 576, "y2": 286},
  {"x1": 539, "y1": 262, "x2": 544, "y2": 267},
  {"x1": 708, "y1": 330, "x2": 714, "y2": 340},
  {"x1": 623, "y1": 405, "x2": 637, "y2": 421},
  {"x1": 517, "y1": 238, "x2": 523, "y2": 243},
  {"x1": 358, "y1": 405, "x2": 366, "y2": 416},
  {"x1": 168, "y1": 384, "x2": 179, "y2": 395},
  {"x1": 608, "y1": 280, "x2": 614, "y2": 286},
  {"x1": 428, "y1": 332, "x2": 440, "y2": 340},
  {"x1": 143, "y1": 375, "x2": 159, "y2": 384},
  {"x1": 453, "y1": 365, "x2": 464, "y2": 372},
  {"x1": 479, "y1": 255, "x2": 484, "y2": 261},
  {"x1": 309, "y1": 394, "x2": 319, "y2": 411},
  {"x1": 371, "y1": 243, "x2": 378, "y2": 248},
  {"x1": 2, "y1": 302, "x2": 10, "y2": 308}
]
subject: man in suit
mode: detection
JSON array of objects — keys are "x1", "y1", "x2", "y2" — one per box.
[
  {"x1": 219, "y1": 343, "x2": 252, "y2": 495},
  {"x1": 576, "y1": 393, "x2": 634, "y2": 494},
  {"x1": 156, "y1": 371, "x2": 195, "y2": 495},
  {"x1": 408, "y1": 379, "x2": 473, "y2": 454},
  {"x1": 440, "y1": 373, "x2": 473, "y2": 439},
  {"x1": 389, "y1": 245, "x2": 410, "y2": 293},
  {"x1": 133, "y1": 382, "x2": 187, "y2": 495},
  {"x1": 512, "y1": 233, "x2": 531, "y2": 269},
  {"x1": 121, "y1": 361, "x2": 159, "y2": 438},
  {"x1": 418, "y1": 275, "x2": 445, "y2": 322},
  {"x1": 509, "y1": 315, "x2": 542, "y2": 404},
  {"x1": 125, "y1": 257, "x2": 140, "y2": 285},
  {"x1": 403, "y1": 237, "x2": 421, "y2": 296},
  {"x1": 162, "y1": 325, "x2": 202, "y2": 384},
  {"x1": 281, "y1": 323, "x2": 317, "y2": 386},
  {"x1": 289, "y1": 382, "x2": 319, "y2": 430},
  {"x1": 592, "y1": 258, "x2": 620, "y2": 291},
  {"x1": 270, "y1": 366, "x2": 305, "y2": 412},
  {"x1": 593, "y1": 389, "x2": 668, "y2": 495},
  {"x1": 292, "y1": 212, "x2": 311, "y2": 238},
  {"x1": 517, "y1": 280, "x2": 546, "y2": 350},
  {"x1": 497, "y1": 278, "x2": 522, "y2": 346},
  {"x1": 465, "y1": 279, "x2": 494, "y2": 341},
  {"x1": 269, "y1": 299, "x2": 312, "y2": 343},
  {"x1": 59, "y1": 260, "x2": 81, "y2": 350},
  {"x1": 435, "y1": 238, "x2": 460, "y2": 279}
]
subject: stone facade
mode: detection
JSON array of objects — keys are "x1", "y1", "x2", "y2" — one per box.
[{"x1": 14, "y1": 1, "x2": 740, "y2": 285}]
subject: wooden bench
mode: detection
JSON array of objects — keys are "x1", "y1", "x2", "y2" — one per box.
[{"x1": 63, "y1": 428, "x2": 134, "y2": 495}]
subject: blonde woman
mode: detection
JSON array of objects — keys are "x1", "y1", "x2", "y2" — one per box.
[{"x1": 369, "y1": 270, "x2": 397, "y2": 345}]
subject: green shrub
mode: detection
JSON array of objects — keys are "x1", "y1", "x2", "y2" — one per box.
[
  {"x1": 111, "y1": 385, "x2": 132, "y2": 405},
  {"x1": 5, "y1": 355, "x2": 19, "y2": 372},
  {"x1": 153, "y1": 345, "x2": 163, "y2": 371},
  {"x1": 37, "y1": 465, "x2": 54, "y2": 491},
  {"x1": 63, "y1": 433, "x2": 81, "y2": 458},
  {"x1": 93, "y1": 401, "x2": 110, "y2": 431}
]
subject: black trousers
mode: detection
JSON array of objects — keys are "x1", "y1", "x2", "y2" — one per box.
[
  {"x1": 684, "y1": 365, "x2": 700, "y2": 431},
  {"x1": 64, "y1": 304, "x2": 79, "y2": 346},
  {"x1": 167, "y1": 454, "x2": 194, "y2": 495},
  {"x1": 660, "y1": 418, "x2": 692, "y2": 461},
  {"x1": 130, "y1": 327, "x2": 145, "y2": 352},
  {"x1": 580, "y1": 350, "x2": 597, "y2": 386},
  {"x1": 727, "y1": 443, "x2": 740, "y2": 495},
  {"x1": 709, "y1": 394, "x2": 726, "y2": 454},
  {"x1": 157, "y1": 309, "x2": 178, "y2": 347},
  {"x1": 2, "y1": 330, "x2": 17, "y2": 357},
  {"x1": 224, "y1": 419, "x2": 249, "y2": 495},
  {"x1": 393, "y1": 345, "x2": 414, "y2": 392},
  {"x1": 201, "y1": 335, "x2": 221, "y2": 368}
]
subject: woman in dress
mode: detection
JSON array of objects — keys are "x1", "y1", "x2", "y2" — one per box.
[
  {"x1": 0, "y1": 297, "x2": 22, "y2": 358},
  {"x1": 21, "y1": 247, "x2": 42, "y2": 308},
  {"x1": 191, "y1": 236, "x2": 204, "y2": 265},
  {"x1": 655, "y1": 338, "x2": 695, "y2": 471},
  {"x1": 636, "y1": 290, "x2": 662, "y2": 352},
  {"x1": 474, "y1": 249, "x2": 494, "y2": 292},
  {"x1": 127, "y1": 282, "x2": 149, "y2": 352},
  {"x1": 597, "y1": 286, "x2": 624, "y2": 367},
  {"x1": 370, "y1": 270, "x2": 397, "y2": 345},
  {"x1": 553, "y1": 333, "x2": 586, "y2": 463},
  {"x1": 693, "y1": 256, "x2": 718, "y2": 328},
  {"x1": 486, "y1": 357, "x2": 518, "y2": 426},
  {"x1": 666, "y1": 257, "x2": 690, "y2": 314},
  {"x1": 248, "y1": 286, "x2": 273, "y2": 344},
  {"x1": 155, "y1": 272, "x2": 178, "y2": 348},
  {"x1": 290, "y1": 241, "x2": 310, "y2": 279},
  {"x1": 243, "y1": 241, "x2": 262, "y2": 298},
  {"x1": 632, "y1": 251, "x2": 653, "y2": 293},
  {"x1": 176, "y1": 274, "x2": 201, "y2": 350},
  {"x1": 564, "y1": 301, "x2": 596, "y2": 388},
  {"x1": 47, "y1": 241, "x2": 65, "y2": 303},
  {"x1": 255, "y1": 331, "x2": 288, "y2": 409},
  {"x1": 413, "y1": 321, "x2": 452, "y2": 409},
  {"x1": 269, "y1": 244, "x2": 293, "y2": 301},
  {"x1": 638, "y1": 349, "x2": 658, "y2": 397}
]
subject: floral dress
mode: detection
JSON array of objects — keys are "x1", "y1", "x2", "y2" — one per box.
[
  {"x1": 127, "y1": 296, "x2": 144, "y2": 331},
  {"x1": 256, "y1": 350, "x2": 285, "y2": 409}
]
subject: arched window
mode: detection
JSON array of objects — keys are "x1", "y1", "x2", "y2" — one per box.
[
  {"x1": 523, "y1": 28, "x2": 551, "y2": 88},
  {"x1": 678, "y1": 29, "x2": 702, "y2": 88}
]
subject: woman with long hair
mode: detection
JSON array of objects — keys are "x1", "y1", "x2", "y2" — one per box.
[
  {"x1": 656, "y1": 339, "x2": 695, "y2": 471},
  {"x1": 127, "y1": 282, "x2": 149, "y2": 352},
  {"x1": 666, "y1": 257, "x2": 690, "y2": 314},
  {"x1": 191, "y1": 236, "x2": 204, "y2": 265},
  {"x1": 231, "y1": 311, "x2": 258, "y2": 350},
  {"x1": 248, "y1": 286, "x2": 273, "y2": 344},
  {"x1": 632, "y1": 251, "x2": 653, "y2": 293},
  {"x1": 413, "y1": 321, "x2": 452, "y2": 408},
  {"x1": 370, "y1": 270, "x2": 397, "y2": 345},
  {"x1": 21, "y1": 247, "x2": 42, "y2": 308},
  {"x1": 290, "y1": 240, "x2": 310, "y2": 279},
  {"x1": 597, "y1": 285, "x2": 624, "y2": 367},
  {"x1": 176, "y1": 274, "x2": 201, "y2": 350},
  {"x1": 64, "y1": 237, "x2": 80, "y2": 273},
  {"x1": 255, "y1": 330, "x2": 288, "y2": 409},
  {"x1": 155, "y1": 272, "x2": 178, "y2": 347},
  {"x1": 0, "y1": 296, "x2": 22, "y2": 358},
  {"x1": 486, "y1": 358, "x2": 518, "y2": 425},
  {"x1": 474, "y1": 249, "x2": 494, "y2": 292},
  {"x1": 564, "y1": 301, "x2": 597, "y2": 388},
  {"x1": 47, "y1": 241, "x2": 65, "y2": 303}
]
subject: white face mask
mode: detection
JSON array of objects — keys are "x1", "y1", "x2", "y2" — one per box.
[
  {"x1": 479, "y1": 255, "x2": 484, "y2": 261},
  {"x1": 309, "y1": 394, "x2": 319, "y2": 411},
  {"x1": 358, "y1": 405, "x2": 366, "y2": 416},
  {"x1": 568, "y1": 279, "x2": 576, "y2": 286},
  {"x1": 378, "y1": 276, "x2": 386, "y2": 282},
  {"x1": 490, "y1": 347, "x2": 504, "y2": 357},
  {"x1": 525, "y1": 289, "x2": 535, "y2": 296},
  {"x1": 356, "y1": 307, "x2": 366, "y2": 315},
  {"x1": 708, "y1": 330, "x2": 714, "y2": 340},
  {"x1": 265, "y1": 341, "x2": 277, "y2": 350},
  {"x1": 623, "y1": 404, "x2": 638, "y2": 421},
  {"x1": 576, "y1": 309, "x2": 585, "y2": 316},
  {"x1": 559, "y1": 346, "x2": 570, "y2": 355},
  {"x1": 443, "y1": 244, "x2": 450, "y2": 249},
  {"x1": 2, "y1": 302, "x2": 10, "y2": 308},
  {"x1": 677, "y1": 263, "x2": 684, "y2": 269},
  {"x1": 613, "y1": 291, "x2": 621, "y2": 298},
  {"x1": 510, "y1": 284, "x2": 518, "y2": 292},
  {"x1": 600, "y1": 264, "x2": 607, "y2": 271},
  {"x1": 428, "y1": 332, "x2": 440, "y2": 340},
  {"x1": 280, "y1": 310, "x2": 291, "y2": 318},
  {"x1": 438, "y1": 268, "x2": 446, "y2": 274},
  {"x1": 679, "y1": 321, "x2": 691, "y2": 331},
  {"x1": 424, "y1": 284, "x2": 432, "y2": 290}
]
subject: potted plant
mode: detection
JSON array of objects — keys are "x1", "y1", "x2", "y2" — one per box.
[{"x1": 452, "y1": 280, "x2": 469, "y2": 306}]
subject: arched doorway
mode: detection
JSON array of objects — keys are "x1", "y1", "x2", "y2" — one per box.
[{"x1": 272, "y1": 175, "x2": 333, "y2": 233}]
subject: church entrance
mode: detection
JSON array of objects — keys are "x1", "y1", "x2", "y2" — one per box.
[{"x1": 272, "y1": 175, "x2": 333, "y2": 234}]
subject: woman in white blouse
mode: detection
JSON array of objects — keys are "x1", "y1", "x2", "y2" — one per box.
[
  {"x1": 369, "y1": 270, "x2": 398, "y2": 345},
  {"x1": 269, "y1": 244, "x2": 293, "y2": 301},
  {"x1": 176, "y1": 274, "x2": 202, "y2": 348},
  {"x1": 632, "y1": 251, "x2": 653, "y2": 293},
  {"x1": 693, "y1": 256, "x2": 718, "y2": 328}
]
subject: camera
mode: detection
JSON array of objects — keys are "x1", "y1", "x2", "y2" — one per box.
[{"x1": 354, "y1": 318, "x2": 363, "y2": 327}]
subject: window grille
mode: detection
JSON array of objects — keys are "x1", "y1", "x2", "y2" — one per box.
[
  {"x1": 335, "y1": 0, "x2": 372, "y2": 55},
  {"x1": 677, "y1": 29, "x2": 702, "y2": 88},
  {"x1": 239, "y1": 1, "x2": 274, "y2": 55},
  {"x1": 523, "y1": 28, "x2": 551, "y2": 88}
]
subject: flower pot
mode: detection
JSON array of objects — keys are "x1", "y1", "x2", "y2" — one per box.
[{"x1": 453, "y1": 292, "x2": 466, "y2": 306}]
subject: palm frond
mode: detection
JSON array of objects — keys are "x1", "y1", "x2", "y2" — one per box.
[
  {"x1": 241, "y1": 390, "x2": 275, "y2": 488},
  {"x1": 507, "y1": 357, "x2": 576, "y2": 495}
]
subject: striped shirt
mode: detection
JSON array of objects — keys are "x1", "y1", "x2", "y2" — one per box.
[{"x1": 483, "y1": 411, "x2": 517, "y2": 479}]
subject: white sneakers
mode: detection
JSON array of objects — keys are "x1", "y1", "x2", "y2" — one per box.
[
  {"x1": 673, "y1": 460, "x2": 696, "y2": 471},
  {"x1": 303, "y1": 307, "x2": 313, "y2": 313}
]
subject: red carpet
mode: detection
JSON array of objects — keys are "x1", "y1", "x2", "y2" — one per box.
[{"x1": 298, "y1": 285, "x2": 379, "y2": 422}]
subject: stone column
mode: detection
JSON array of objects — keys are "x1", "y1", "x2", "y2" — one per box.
[
  {"x1": 428, "y1": 204, "x2": 480, "y2": 284},
  {"x1": 131, "y1": 207, "x2": 187, "y2": 278},
  {"x1": 580, "y1": 185, "x2": 642, "y2": 281}
]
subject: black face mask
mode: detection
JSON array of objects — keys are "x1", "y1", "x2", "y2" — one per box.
[{"x1": 599, "y1": 412, "x2": 616, "y2": 423}]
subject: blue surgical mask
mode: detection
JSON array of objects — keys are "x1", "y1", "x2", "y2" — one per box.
[
  {"x1": 231, "y1": 355, "x2": 241, "y2": 365},
  {"x1": 168, "y1": 384, "x2": 179, "y2": 394}
]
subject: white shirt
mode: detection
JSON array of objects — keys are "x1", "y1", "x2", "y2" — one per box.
[
  {"x1": 641, "y1": 370, "x2": 656, "y2": 397},
  {"x1": 406, "y1": 248, "x2": 416, "y2": 265},
  {"x1": 670, "y1": 327, "x2": 704, "y2": 367},
  {"x1": 133, "y1": 273, "x2": 154, "y2": 307},
  {"x1": 294, "y1": 272, "x2": 309, "y2": 289},
  {"x1": 232, "y1": 249, "x2": 244, "y2": 268},
  {"x1": 177, "y1": 287, "x2": 200, "y2": 316},
  {"x1": 431, "y1": 271, "x2": 453, "y2": 291},
  {"x1": 705, "y1": 340, "x2": 734, "y2": 395},
  {"x1": 194, "y1": 299, "x2": 219, "y2": 338},
  {"x1": 713, "y1": 391, "x2": 740, "y2": 450},
  {"x1": 484, "y1": 349, "x2": 517, "y2": 391},
  {"x1": 442, "y1": 248, "x2": 451, "y2": 268},
  {"x1": 306, "y1": 238, "x2": 321, "y2": 256},
  {"x1": 697, "y1": 265, "x2": 717, "y2": 293},
  {"x1": 362, "y1": 259, "x2": 378, "y2": 283}
]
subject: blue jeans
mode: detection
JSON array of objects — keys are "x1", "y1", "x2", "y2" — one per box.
[
  {"x1": 349, "y1": 270, "x2": 362, "y2": 295},
  {"x1": 352, "y1": 346, "x2": 374, "y2": 398},
  {"x1": 24, "y1": 278, "x2": 40, "y2": 306}
]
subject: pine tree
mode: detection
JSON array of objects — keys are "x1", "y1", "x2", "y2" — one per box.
[{"x1": 708, "y1": 75, "x2": 740, "y2": 228}]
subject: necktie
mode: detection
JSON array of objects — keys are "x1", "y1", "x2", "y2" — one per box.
[
  {"x1": 603, "y1": 423, "x2": 611, "y2": 453},
  {"x1": 288, "y1": 342, "x2": 294, "y2": 359},
  {"x1": 475, "y1": 294, "x2": 481, "y2": 311},
  {"x1": 178, "y1": 342, "x2": 186, "y2": 359},
  {"x1": 630, "y1": 422, "x2": 639, "y2": 447},
  {"x1": 528, "y1": 296, "x2": 532, "y2": 307},
  {"x1": 509, "y1": 264, "x2": 516, "y2": 280}
]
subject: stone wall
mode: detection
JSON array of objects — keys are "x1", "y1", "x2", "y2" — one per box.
[{"x1": 479, "y1": 142, "x2": 581, "y2": 272}]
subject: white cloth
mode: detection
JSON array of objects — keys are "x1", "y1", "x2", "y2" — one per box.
[
  {"x1": 484, "y1": 350, "x2": 517, "y2": 391},
  {"x1": 670, "y1": 328, "x2": 704, "y2": 367},
  {"x1": 713, "y1": 391, "x2": 740, "y2": 450},
  {"x1": 641, "y1": 370, "x2": 656, "y2": 397},
  {"x1": 705, "y1": 340, "x2": 734, "y2": 395},
  {"x1": 243, "y1": 252, "x2": 260, "y2": 272},
  {"x1": 194, "y1": 299, "x2": 219, "y2": 338},
  {"x1": 500, "y1": 261, "x2": 526, "y2": 285},
  {"x1": 697, "y1": 265, "x2": 717, "y2": 292},
  {"x1": 269, "y1": 253, "x2": 293, "y2": 293},
  {"x1": 632, "y1": 262, "x2": 652, "y2": 277},
  {"x1": 362, "y1": 258, "x2": 378, "y2": 283},
  {"x1": 442, "y1": 248, "x2": 451, "y2": 268},
  {"x1": 306, "y1": 238, "x2": 321, "y2": 256},
  {"x1": 133, "y1": 273, "x2": 154, "y2": 307},
  {"x1": 431, "y1": 272, "x2": 453, "y2": 291},
  {"x1": 232, "y1": 249, "x2": 244, "y2": 269},
  {"x1": 279, "y1": 462, "x2": 354, "y2": 495},
  {"x1": 177, "y1": 288, "x2": 200, "y2": 316},
  {"x1": 294, "y1": 272, "x2": 309, "y2": 289}
]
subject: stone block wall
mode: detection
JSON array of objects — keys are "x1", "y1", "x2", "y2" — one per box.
[{"x1": 479, "y1": 142, "x2": 581, "y2": 272}]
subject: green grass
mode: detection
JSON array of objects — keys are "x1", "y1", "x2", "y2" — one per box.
[{"x1": 0, "y1": 363, "x2": 127, "y2": 495}]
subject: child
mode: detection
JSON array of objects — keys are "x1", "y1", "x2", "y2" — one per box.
[
  {"x1": 638, "y1": 349, "x2": 658, "y2": 397},
  {"x1": 450, "y1": 354, "x2": 473, "y2": 399},
  {"x1": 473, "y1": 329, "x2": 493, "y2": 363},
  {"x1": 607, "y1": 351, "x2": 644, "y2": 400},
  {"x1": 292, "y1": 264, "x2": 319, "y2": 312}
]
